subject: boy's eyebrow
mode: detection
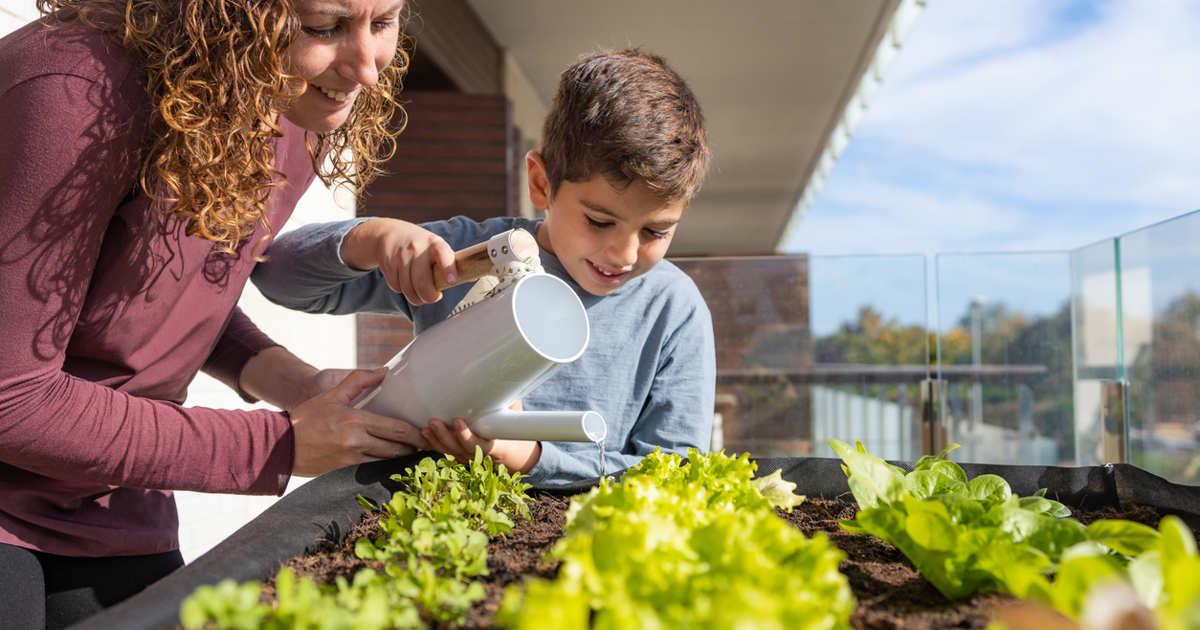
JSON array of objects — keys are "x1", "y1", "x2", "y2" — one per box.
[
  {"x1": 580, "y1": 199, "x2": 679, "y2": 228},
  {"x1": 579, "y1": 200, "x2": 618, "y2": 216}
]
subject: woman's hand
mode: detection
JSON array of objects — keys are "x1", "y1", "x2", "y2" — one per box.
[
  {"x1": 299, "y1": 367, "x2": 356, "y2": 402},
  {"x1": 422, "y1": 417, "x2": 542, "y2": 474},
  {"x1": 289, "y1": 368, "x2": 430, "y2": 477},
  {"x1": 340, "y1": 218, "x2": 457, "y2": 306}
]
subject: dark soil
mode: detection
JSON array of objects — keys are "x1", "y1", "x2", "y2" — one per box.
[{"x1": 263, "y1": 493, "x2": 1181, "y2": 629}]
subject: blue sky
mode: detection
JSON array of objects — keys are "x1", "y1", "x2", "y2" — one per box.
[{"x1": 789, "y1": 0, "x2": 1200, "y2": 334}]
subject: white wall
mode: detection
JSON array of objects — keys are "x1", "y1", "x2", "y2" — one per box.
[
  {"x1": 2, "y1": 5, "x2": 360, "y2": 563},
  {"x1": 0, "y1": 2, "x2": 34, "y2": 33},
  {"x1": 502, "y1": 51, "x2": 545, "y2": 219},
  {"x1": 176, "y1": 180, "x2": 357, "y2": 563}
]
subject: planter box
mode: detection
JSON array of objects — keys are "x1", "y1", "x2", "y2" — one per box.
[{"x1": 73, "y1": 456, "x2": 1200, "y2": 630}]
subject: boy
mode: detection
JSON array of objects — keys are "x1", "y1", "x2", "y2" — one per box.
[{"x1": 252, "y1": 49, "x2": 714, "y2": 485}]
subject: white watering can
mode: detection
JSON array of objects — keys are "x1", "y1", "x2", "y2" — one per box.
[{"x1": 353, "y1": 229, "x2": 607, "y2": 443}]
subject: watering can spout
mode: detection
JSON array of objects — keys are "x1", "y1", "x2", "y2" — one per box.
[{"x1": 471, "y1": 409, "x2": 607, "y2": 443}]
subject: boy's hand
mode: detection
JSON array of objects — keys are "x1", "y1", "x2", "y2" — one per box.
[
  {"x1": 340, "y1": 218, "x2": 457, "y2": 306},
  {"x1": 422, "y1": 417, "x2": 542, "y2": 474}
]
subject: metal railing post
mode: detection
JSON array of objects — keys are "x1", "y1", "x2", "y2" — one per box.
[
  {"x1": 1100, "y1": 379, "x2": 1129, "y2": 464},
  {"x1": 920, "y1": 377, "x2": 944, "y2": 455}
]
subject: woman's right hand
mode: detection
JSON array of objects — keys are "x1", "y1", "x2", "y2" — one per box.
[
  {"x1": 288, "y1": 368, "x2": 429, "y2": 477},
  {"x1": 339, "y1": 218, "x2": 457, "y2": 306}
]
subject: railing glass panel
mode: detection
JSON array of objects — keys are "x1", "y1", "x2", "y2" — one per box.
[
  {"x1": 934, "y1": 252, "x2": 1074, "y2": 465},
  {"x1": 673, "y1": 254, "x2": 927, "y2": 461},
  {"x1": 1115, "y1": 209, "x2": 1200, "y2": 484},
  {"x1": 1069, "y1": 238, "x2": 1121, "y2": 467}
]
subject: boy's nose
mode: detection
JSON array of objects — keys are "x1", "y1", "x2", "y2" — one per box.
[
  {"x1": 608, "y1": 232, "x2": 639, "y2": 268},
  {"x1": 338, "y1": 30, "x2": 380, "y2": 87}
]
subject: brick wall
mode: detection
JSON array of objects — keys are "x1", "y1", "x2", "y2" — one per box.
[
  {"x1": 356, "y1": 90, "x2": 520, "y2": 367},
  {"x1": 673, "y1": 256, "x2": 813, "y2": 456}
]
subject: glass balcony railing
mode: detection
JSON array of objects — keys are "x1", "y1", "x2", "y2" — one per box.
[
  {"x1": 1116, "y1": 210, "x2": 1200, "y2": 485},
  {"x1": 935, "y1": 252, "x2": 1074, "y2": 467},
  {"x1": 1070, "y1": 237, "x2": 1122, "y2": 468},
  {"x1": 674, "y1": 254, "x2": 927, "y2": 462},
  {"x1": 675, "y1": 208, "x2": 1200, "y2": 485},
  {"x1": 807, "y1": 255, "x2": 928, "y2": 461}
]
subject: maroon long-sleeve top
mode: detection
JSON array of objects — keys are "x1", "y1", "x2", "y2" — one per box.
[{"x1": 0, "y1": 19, "x2": 310, "y2": 556}]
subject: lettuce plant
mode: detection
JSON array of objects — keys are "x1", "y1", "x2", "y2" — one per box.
[
  {"x1": 179, "y1": 567, "x2": 422, "y2": 630},
  {"x1": 830, "y1": 437, "x2": 1200, "y2": 630},
  {"x1": 830, "y1": 439, "x2": 1084, "y2": 600},
  {"x1": 1023, "y1": 515, "x2": 1200, "y2": 628},
  {"x1": 181, "y1": 449, "x2": 530, "y2": 629},
  {"x1": 499, "y1": 448, "x2": 854, "y2": 630}
]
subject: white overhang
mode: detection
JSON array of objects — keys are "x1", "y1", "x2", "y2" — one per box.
[{"x1": 467, "y1": 0, "x2": 925, "y2": 255}]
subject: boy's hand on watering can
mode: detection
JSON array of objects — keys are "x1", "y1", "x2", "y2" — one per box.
[
  {"x1": 290, "y1": 368, "x2": 430, "y2": 477},
  {"x1": 340, "y1": 218, "x2": 457, "y2": 306},
  {"x1": 423, "y1": 418, "x2": 495, "y2": 463},
  {"x1": 423, "y1": 416, "x2": 542, "y2": 474}
]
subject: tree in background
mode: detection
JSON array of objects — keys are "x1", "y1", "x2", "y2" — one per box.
[{"x1": 813, "y1": 302, "x2": 1074, "y2": 459}]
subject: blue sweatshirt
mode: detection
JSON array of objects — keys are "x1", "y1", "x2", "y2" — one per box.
[{"x1": 251, "y1": 216, "x2": 716, "y2": 485}]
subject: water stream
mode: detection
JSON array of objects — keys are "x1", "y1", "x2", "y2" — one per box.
[{"x1": 596, "y1": 438, "x2": 607, "y2": 478}]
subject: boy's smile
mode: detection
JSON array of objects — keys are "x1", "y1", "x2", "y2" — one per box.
[{"x1": 527, "y1": 152, "x2": 686, "y2": 296}]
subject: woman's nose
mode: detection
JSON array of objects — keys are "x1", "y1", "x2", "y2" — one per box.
[{"x1": 338, "y1": 29, "x2": 380, "y2": 87}]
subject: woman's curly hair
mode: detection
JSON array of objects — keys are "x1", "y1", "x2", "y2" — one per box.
[{"x1": 36, "y1": 0, "x2": 410, "y2": 255}]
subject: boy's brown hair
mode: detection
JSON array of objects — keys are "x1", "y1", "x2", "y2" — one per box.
[{"x1": 540, "y1": 49, "x2": 709, "y2": 202}]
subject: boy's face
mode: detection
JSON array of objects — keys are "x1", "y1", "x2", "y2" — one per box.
[
  {"x1": 527, "y1": 152, "x2": 687, "y2": 296},
  {"x1": 282, "y1": 0, "x2": 403, "y2": 133}
]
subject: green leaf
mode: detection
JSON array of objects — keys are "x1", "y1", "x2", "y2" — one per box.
[
  {"x1": 1158, "y1": 515, "x2": 1198, "y2": 558},
  {"x1": 1025, "y1": 517, "x2": 1088, "y2": 563},
  {"x1": 913, "y1": 443, "x2": 961, "y2": 471},
  {"x1": 965, "y1": 474, "x2": 1012, "y2": 507},
  {"x1": 750, "y1": 469, "x2": 805, "y2": 511},
  {"x1": 905, "y1": 503, "x2": 957, "y2": 551},
  {"x1": 828, "y1": 439, "x2": 904, "y2": 508},
  {"x1": 1086, "y1": 519, "x2": 1161, "y2": 557},
  {"x1": 1061, "y1": 540, "x2": 1111, "y2": 562},
  {"x1": 935, "y1": 494, "x2": 984, "y2": 525},
  {"x1": 905, "y1": 469, "x2": 959, "y2": 500},
  {"x1": 1018, "y1": 495, "x2": 1072, "y2": 518},
  {"x1": 1126, "y1": 550, "x2": 1163, "y2": 608},
  {"x1": 975, "y1": 540, "x2": 1051, "y2": 599},
  {"x1": 926, "y1": 459, "x2": 968, "y2": 485},
  {"x1": 991, "y1": 503, "x2": 1051, "y2": 542},
  {"x1": 1047, "y1": 555, "x2": 1125, "y2": 619}
]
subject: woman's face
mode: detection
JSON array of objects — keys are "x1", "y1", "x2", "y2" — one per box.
[{"x1": 282, "y1": 0, "x2": 404, "y2": 133}]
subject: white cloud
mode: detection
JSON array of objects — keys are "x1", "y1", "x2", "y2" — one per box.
[{"x1": 791, "y1": 0, "x2": 1200, "y2": 257}]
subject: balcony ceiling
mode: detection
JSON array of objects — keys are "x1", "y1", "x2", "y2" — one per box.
[{"x1": 466, "y1": 0, "x2": 900, "y2": 256}]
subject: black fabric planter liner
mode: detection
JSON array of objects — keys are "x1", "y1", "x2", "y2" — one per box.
[{"x1": 73, "y1": 455, "x2": 1200, "y2": 630}]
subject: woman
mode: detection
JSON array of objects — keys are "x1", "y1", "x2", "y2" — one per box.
[{"x1": 0, "y1": 1, "x2": 432, "y2": 627}]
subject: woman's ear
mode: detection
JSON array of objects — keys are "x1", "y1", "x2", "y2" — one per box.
[{"x1": 525, "y1": 150, "x2": 551, "y2": 211}]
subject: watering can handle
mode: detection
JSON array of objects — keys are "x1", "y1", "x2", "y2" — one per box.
[{"x1": 432, "y1": 228, "x2": 539, "y2": 290}]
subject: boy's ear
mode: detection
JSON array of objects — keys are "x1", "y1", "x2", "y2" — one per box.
[{"x1": 525, "y1": 150, "x2": 551, "y2": 211}]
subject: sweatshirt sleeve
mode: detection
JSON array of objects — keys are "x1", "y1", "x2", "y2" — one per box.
[
  {"x1": 201, "y1": 307, "x2": 282, "y2": 403},
  {"x1": 252, "y1": 218, "x2": 414, "y2": 318},
  {"x1": 0, "y1": 72, "x2": 293, "y2": 496}
]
